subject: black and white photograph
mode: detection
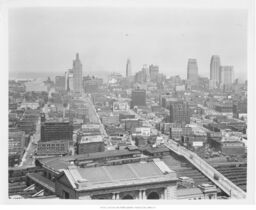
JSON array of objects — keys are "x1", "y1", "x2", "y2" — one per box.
[{"x1": 0, "y1": 0, "x2": 255, "y2": 206}]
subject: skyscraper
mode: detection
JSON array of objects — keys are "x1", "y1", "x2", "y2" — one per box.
[
  {"x1": 169, "y1": 99, "x2": 190, "y2": 125},
  {"x1": 149, "y1": 64, "x2": 159, "y2": 82},
  {"x1": 73, "y1": 53, "x2": 83, "y2": 93},
  {"x1": 187, "y1": 59, "x2": 198, "y2": 83},
  {"x1": 142, "y1": 64, "x2": 150, "y2": 82},
  {"x1": 220, "y1": 66, "x2": 234, "y2": 87},
  {"x1": 210, "y1": 55, "x2": 221, "y2": 88},
  {"x1": 41, "y1": 121, "x2": 73, "y2": 142},
  {"x1": 126, "y1": 58, "x2": 132, "y2": 77}
]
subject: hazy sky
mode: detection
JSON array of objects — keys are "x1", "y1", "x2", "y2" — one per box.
[{"x1": 9, "y1": 7, "x2": 247, "y2": 80}]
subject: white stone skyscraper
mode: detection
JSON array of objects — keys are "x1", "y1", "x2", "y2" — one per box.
[
  {"x1": 73, "y1": 53, "x2": 83, "y2": 93},
  {"x1": 210, "y1": 55, "x2": 221, "y2": 88},
  {"x1": 220, "y1": 66, "x2": 234, "y2": 86},
  {"x1": 126, "y1": 58, "x2": 132, "y2": 77},
  {"x1": 187, "y1": 58, "x2": 198, "y2": 84}
]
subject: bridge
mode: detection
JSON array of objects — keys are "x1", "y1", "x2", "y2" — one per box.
[{"x1": 164, "y1": 139, "x2": 246, "y2": 199}]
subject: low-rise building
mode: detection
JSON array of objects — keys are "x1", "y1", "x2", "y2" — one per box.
[
  {"x1": 142, "y1": 145, "x2": 171, "y2": 157},
  {"x1": 20, "y1": 102, "x2": 40, "y2": 110},
  {"x1": 170, "y1": 127, "x2": 183, "y2": 141},
  {"x1": 76, "y1": 135, "x2": 105, "y2": 155},
  {"x1": 221, "y1": 140, "x2": 245, "y2": 156},
  {"x1": 9, "y1": 130, "x2": 26, "y2": 166},
  {"x1": 55, "y1": 160, "x2": 177, "y2": 199},
  {"x1": 9, "y1": 130, "x2": 26, "y2": 156},
  {"x1": 37, "y1": 140, "x2": 69, "y2": 156},
  {"x1": 101, "y1": 114, "x2": 120, "y2": 126},
  {"x1": 123, "y1": 119, "x2": 143, "y2": 132}
]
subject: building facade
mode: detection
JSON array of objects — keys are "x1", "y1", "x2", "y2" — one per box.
[
  {"x1": 126, "y1": 58, "x2": 132, "y2": 77},
  {"x1": 73, "y1": 53, "x2": 83, "y2": 94},
  {"x1": 220, "y1": 66, "x2": 234, "y2": 87},
  {"x1": 41, "y1": 121, "x2": 73, "y2": 142},
  {"x1": 210, "y1": 55, "x2": 221, "y2": 89},
  {"x1": 76, "y1": 135, "x2": 105, "y2": 155},
  {"x1": 187, "y1": 59, "x2": 198, "y2": 84},
  {"x1": 149, "y1": 64, "x2": 159, "y2": 82},
  {"x1": 131, "y1": 89, "x2": 146, "y2": 108},
  {"x1": 55, "y1": 161, "x2": 178, "y2": 199},
  {"x1": 55, "y1": 76, "x2": 66, "y2": 92},
  {"x1": 37, "y1": 140, "x2": 69, "y2": 156},
  {"x1": 169, "y1": 100, "x2": 190, "y2": 125}
]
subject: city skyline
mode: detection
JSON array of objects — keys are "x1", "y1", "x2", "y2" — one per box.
[
  {"x1": 6, "y1": 3, "x2": 251, "y2": 201},
  {"x1": 9, "y1": 7, "x2": 247, "y2": 81}
]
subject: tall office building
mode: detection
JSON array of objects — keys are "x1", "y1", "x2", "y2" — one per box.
[
  {"x1": 210, "y1": 55, "x2": 221, "y2": 88},
  {"x1": 220, "y1": 66, "x2": 234, "y2": 86},
  {"x1": 142, "y1": 64, "x2": 150, "y2": 82},
  {"x1": 126, "y1": 58, "x2": 132, "y2": 77},
  {"x1": 149, "y1": 64, "x2": 159, "y2": 82},
  {"x1": 131, "y1": 89, "x2": 146, "y2": 108},
  {"x1": 187, "y1": 59, "x2": 198, "y2": 83},
  {"x1": 169, "y1": 99, "x2": 190, "y2": 125},
  {"x1": 41, "y1": 121, "x2": 73, "y2": 142},
  {"x1": 73, "y1": 53, "x2": 83, "y2": 93}
]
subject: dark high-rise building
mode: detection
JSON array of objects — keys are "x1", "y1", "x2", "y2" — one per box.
[
  {"x1": 131, "y1": 89, "x2": 146, "y2": 108},
  {"x1": 41, "y1": 121, "x2": 73, "y2": 142},
  {"x1": 210, "y1": 55, "x2": 221, "y2": 88},
  {"x1": 126, "y1": 58, "x2": 132, "y2": 77},
  {"x1": 73, "y1": 53, "x2": 83, "y2": 94},
  {"x1": 55, "y1": 76, "x2": 66, "y2": 91},
  {"x1": 169, "y1": 99, "x2": 190, "y2": 125},
  {"x1": 187, "y1": 58, "x2": 198, "y2": 84}
]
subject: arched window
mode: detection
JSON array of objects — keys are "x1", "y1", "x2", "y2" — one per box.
[
  {"x1": 122, "y1": 194, "x2": 134, "y2": 199},
  {"x1": 147, "y1": 192, "x2": 160, "y2": 199}
]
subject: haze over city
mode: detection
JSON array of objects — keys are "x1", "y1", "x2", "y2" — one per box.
[
  {"x1": 9, "y1": 7, "x2": 247, "y2": 81},
  {"x1": 7, "y1": 1, "x2": 251, "y2": 201}
]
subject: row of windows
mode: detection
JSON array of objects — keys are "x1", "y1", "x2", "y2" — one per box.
[
  {"x1": 39, "y1": 148, "x2": 66, "y2": 151},
  {"x1": 39, "y1": 144, "x2": 67, "y2": 147},
  {"x1": 40, "y1": 145, "x2": 66, "y2": 148}
]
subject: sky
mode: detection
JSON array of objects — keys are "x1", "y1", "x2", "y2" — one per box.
[{"x1": 8, "y1": 7, "x2": 247, "y2": 80}]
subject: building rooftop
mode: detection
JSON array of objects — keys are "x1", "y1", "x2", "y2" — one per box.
[
  {"x1": 36, "y1": 149, "x2": 142, "y2": 172},
  {"x1": 81, "y1": 124, "x2": 101, "y2": 129},
  {"x1": 60, "y1": 160, "x2": 177, "y2": 191},
  {"x1": 79, "y1": 135, "x2": 103, "y2": 143}
]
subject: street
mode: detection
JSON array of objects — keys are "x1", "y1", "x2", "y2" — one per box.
[{"x1": 19, "y1": 119, "x2": 41, "y2": 167}]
